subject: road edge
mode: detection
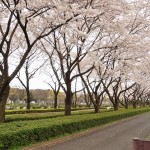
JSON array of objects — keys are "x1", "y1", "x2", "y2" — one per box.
[{"x1": 22, "y1": 112, "x2": 149, "y2": 150}]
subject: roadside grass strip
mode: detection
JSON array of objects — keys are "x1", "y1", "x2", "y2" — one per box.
[
  {"x1": 0, "y1": 107, "x2": 150, "y2": 150},
  {"x1": 5, "y1": 108, "x2": 94, "y2": 115},
  {"x1": 5, "y1": 109, "x2": 107, "y2": 123}
]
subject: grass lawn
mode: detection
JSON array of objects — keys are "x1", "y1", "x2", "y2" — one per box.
[
  {"x1": 5, "y1": 108, "x2": 109, "y2": 122},
  {"x1": 5, "y1": 107, "x2": 94, "y2": 115}
]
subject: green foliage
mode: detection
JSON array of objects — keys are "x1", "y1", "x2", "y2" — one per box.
[{"x1": 0, "y1": 107, "x2": 150, "y2": 150}]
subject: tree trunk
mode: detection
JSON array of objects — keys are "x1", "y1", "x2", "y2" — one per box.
[
  {"x1": 113, "y1": 103, "x2": 119, "y2": 111},
  {"x1": 74, "y1": 92, "x2": 77, "y2": 108},
  {"x1": 54, "y1": 93, "x2": 58, "y2": 109},
  {"x1": 26, "y1": 90, "x2": 31, "y2": 110},
  {"x1": 125, "y1": 100, "x2": 128, "y2": 109},
  {"x1": 65, "y1": 91, "x2": 73, "y2": 116},
  {"x1": 133, "y1": 103, "x2": 137, "y2": 109},
  {"x1": 113, "y1": 98, "x2": 119, "y2": 111},
  {"x1": 125, "y1": 105, "x2": 128, "y2": 109},
  {"x1": 0, "y1": 86, "x2": 10, "y2": 123},
  {"x1": 94, "y1": 99, "x2": 100, "y2": 113},
  {"x1": 64, "y1": 73, "x2": 73, "y2": 116},
  {"x1": 94, "y1": 104, "x2": 99, "y2": 113},
  {"x1": 74, "y1": 100, "x2": 77, "y2": 108},
  {"x1": 72, "y1": 101, "x2": 76, "y2": 108}
]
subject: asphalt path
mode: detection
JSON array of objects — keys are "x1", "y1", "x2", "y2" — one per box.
[{"x1": 28, "y1": 112, "x2": 150, "y2": 150}]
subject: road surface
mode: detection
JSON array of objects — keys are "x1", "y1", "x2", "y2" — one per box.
[{"x1": 29, "y1": 112, "x2": 150, "y2": 150}]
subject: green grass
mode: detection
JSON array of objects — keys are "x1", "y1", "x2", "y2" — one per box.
[
  {"x1": 6, "y1": 108, "x2": 112, "y2": 123},
  {"x1": 0, "y1": 107, "x2": 150, "y2": 150},
  {"x1": 5, "y1": 107, "x2": 93, "y2": 115},
  {"x1": 5, "y1": 112, "x2": 63, "y2": 122},
  {"x1": 5, "y1": 108, "x2": 64, "y2": 115},
  {"x1": 5, "y1": 109, "x2": 97, "y2": 122}
]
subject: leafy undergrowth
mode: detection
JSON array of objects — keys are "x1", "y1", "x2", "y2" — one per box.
[{"x1": 0, "y1": 107, "x2": 150, "y2": 150}]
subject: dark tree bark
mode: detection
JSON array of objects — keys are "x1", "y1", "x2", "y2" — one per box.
[
  {"x1": 52, "y1": 86, "x2": 60, "y2": 109},
  {"x1": 132, "y1": 102, "x2": 137, "y2": 109},
  {"x1": 113, "y1": 102, "x2": 119, "y2": 111},
  {"x1": 0, "y1": 85, "x2": 10, "y2": 123},
  {"x1": 64, "y1": 72, "x2": 73, "y2": 115},
  {"x1": 94, "y1": 100, "x2": 100, "y2": 113},
  {"x1": 26, "y1": 89, "x2": 31, "y2": 110},
  {"x1": 54, "y1": 94, "x2": 58, "y2": 109},
  {"x1": 65, "y1": 90, "x2": 73, "y2": 115}
]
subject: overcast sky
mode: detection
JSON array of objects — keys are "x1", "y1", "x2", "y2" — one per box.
[
  {"x1": 10, "y1": 77, "x2": 50, "y2": 89},
  {"x1": 10, "y1": 68, "x2": 50, "y2": 89}
]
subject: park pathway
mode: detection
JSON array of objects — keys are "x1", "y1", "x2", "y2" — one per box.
[{"x1": 26, "y1": 112, "x2": 150, "y2": 150}]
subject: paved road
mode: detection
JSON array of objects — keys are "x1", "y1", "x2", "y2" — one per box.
[{"x1": 33, "y1": 113, "x2": 150, "y2": 150}]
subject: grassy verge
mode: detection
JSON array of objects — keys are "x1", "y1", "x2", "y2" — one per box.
[
  {"x1": 5, "y1": 109, "x2": 107, "y2": 123},
  {"x1": 5, "y1": 112, "x2": 63, "y2": 123},
  {"x1": 0, "y1": 107, "x2": 150, "y2": 150},
  {"x1": 5, "y1": 108, "x2": 93, "y2": 115}
]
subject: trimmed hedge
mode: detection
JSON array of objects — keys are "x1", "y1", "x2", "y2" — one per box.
[{"x1": 0, "y1": 107, "x2": 150, "y2": 150}]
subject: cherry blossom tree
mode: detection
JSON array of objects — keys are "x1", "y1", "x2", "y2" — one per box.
[
  {"x1": 0, "y1": 0, "x2": 150, "y2": 123},
  {"x1": 0, "y1": 0, "x2": 92, "y2": 122},
  {"x1": 41, "y1": 30, "x2": 95, "y2": 115}
]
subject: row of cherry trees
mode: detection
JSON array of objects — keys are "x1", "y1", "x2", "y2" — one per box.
[{"x1": 1, "y1": 0, "x2": 150, "y2": 123}]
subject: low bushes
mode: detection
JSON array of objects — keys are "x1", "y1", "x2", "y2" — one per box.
[{"x1": 0, "y1": 107, "x2": 150, "y2": 150}]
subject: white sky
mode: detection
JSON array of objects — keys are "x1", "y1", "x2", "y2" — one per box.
[
  {"x1": 10, "y1": 76, "x2": 50, "y2": 89},
  {"x1": 10, "y1": 68, "x2": 51, "y2": 89}
]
